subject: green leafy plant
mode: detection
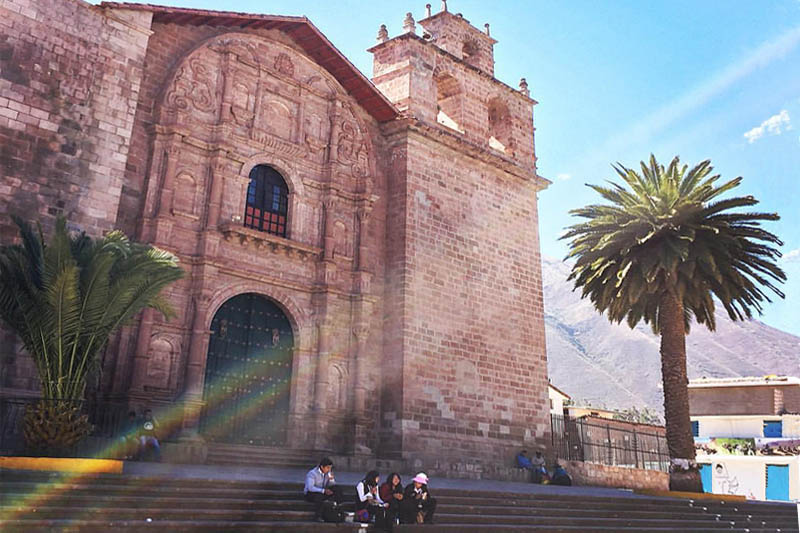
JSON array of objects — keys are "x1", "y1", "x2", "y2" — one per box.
[
  {"x1": 0, "y1": 216, "x2": 183, "y2": 452},
  {"x1": 562, "y1": 156, "x2": 785, "y2": 491}
]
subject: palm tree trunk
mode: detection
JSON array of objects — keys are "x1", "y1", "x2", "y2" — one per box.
[{"x1": 658, "y1": 290, "x2": 702, "y2": 492}]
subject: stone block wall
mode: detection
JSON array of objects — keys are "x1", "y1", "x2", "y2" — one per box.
[
  {"x1": 375, "y1": 6, "x2": 548, "y2": 471},
  {"x1": 0, "y1": 0, "x2": 152, "y2": 393},
  {"x1": 563, "y1": 460, "x2": 669, "y2": 491},
  {"x1": 380, "y1": 124, "x2": 549, "y2": 465},
  {"x1": 0, "y1": 0, "x2": 151, "y2": 239}
]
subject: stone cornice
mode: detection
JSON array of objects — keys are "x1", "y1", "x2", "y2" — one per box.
[
  {"x1": 218, "y1": 223, "x2": 322, "y2": 261},
  {"x1": 381, "y1": 116, "x2": 549, "y2": 191},
  {"x1": 159, "y1": 244, "x2": 378, "y2": 303}
]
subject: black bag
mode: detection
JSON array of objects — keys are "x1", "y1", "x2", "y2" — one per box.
[{"x1": 322, "y1": 501, "x2": 345, "y2": 523}]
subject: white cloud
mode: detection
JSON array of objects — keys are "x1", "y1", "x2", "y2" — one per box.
[
  {"x1": 744, "y1": 109, "x2": 792, "y2": 143},
  {"x1": 574, "y1": 25, "x2": 800, "y2": 166},
  {"x1": 783, "y1": 248, "x2": 800, "y2": 262},
  {"x1": 556, "y1": 173, "x2": 572, "y2": 181}
]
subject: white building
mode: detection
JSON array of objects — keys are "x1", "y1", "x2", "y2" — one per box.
[
  {"x1": 689, "y1": 376, "x2": 800, "y2": 502},
  {"x1": 548, "y1": 383, "x2": 570, "y2": 416}
]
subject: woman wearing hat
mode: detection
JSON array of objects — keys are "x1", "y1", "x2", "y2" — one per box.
[{"x1": 401, "y1": 472, "x2": 436, "y2": 524}]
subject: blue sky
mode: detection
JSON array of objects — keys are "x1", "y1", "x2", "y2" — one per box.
[{"x1": 116, "y1": 0, "x2": 800, "y2": 335}]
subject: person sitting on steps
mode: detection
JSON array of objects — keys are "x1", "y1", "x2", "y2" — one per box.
[
  {"x1": 531, "y1": 450, "x2": 550, "y2": 484},
  {"x1": 379, "y1": 473, "x2": 404, "y2": 525},
  {"x1": 356, "y1": 470, "x2": 391, "y2": 531},
  {"x1": 303, "y1": 457, "x2": 342, "y2": 522},
  {"x1": 401, "y1": 472, "x2": 436, "y2": 524},
  {"x1": 551, "y1": 462, "x2": 573, "y2": 486},
  {"x1": 137, "y1": 409, "x2": 161, "y2": 462},
  {"x1": 118, "y1": 410, "x2": 139, "y2": 460}
]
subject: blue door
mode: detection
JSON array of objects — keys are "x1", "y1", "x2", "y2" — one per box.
[
  {"x1": 765, "y1": 465, "x2": 790, "y2": 501},
  {"x1": 691, "y1": 420, "x2": 699, "y2": 437},
  {"x1": 763, "y1": 420, "x2": 782, "y2": 437},
  {"x1": 699, "y1": 464, "x2": 712, "y2": 493}
]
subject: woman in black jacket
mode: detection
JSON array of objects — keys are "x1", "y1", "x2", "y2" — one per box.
[{"x1": 379, "y1": 473, "x2": 403, "y2": 524}]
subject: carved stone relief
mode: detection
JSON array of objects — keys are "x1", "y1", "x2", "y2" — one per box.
[
  {"x1": 274, "y1": 53, "x2": 294, "y2": 77},
  {"x1": 333, "y1": 220, "x2": 352, "y2": 259},
  {"x1": 329, "y1": 364, "x2": 347, "y2": 411},
  {"x1": 164, "y1": 56, "x2": 220, "y2": 123},
  {"x1": 260, "y1": 94, "x2": 298, "y2": 141},
  {"x1": 146, "y1": 336, "x2": 177, "y2": 390},
  {"x1": 160, "y1": 33, "x2": 374, "y2": 186},
  {"x1": 230, "y1": 77, "x2": 256, "y2": 129},
  {"x1": 173, "y1": 172, "x2": 197, "y2": 217}
]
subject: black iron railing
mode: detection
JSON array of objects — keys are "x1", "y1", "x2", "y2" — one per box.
[
  {"x1": 0, "y1": 396, "x2": 129, "y2": 457},
  {"x1": 551, "y1": 414, "x2": 670, "y2": 472}
]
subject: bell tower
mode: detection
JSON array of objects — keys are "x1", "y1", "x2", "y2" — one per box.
[{"x1": 370, "y1": 3, "x2": 552, "y2": 473}]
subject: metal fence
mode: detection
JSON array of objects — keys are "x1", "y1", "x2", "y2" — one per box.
[
  {"x1": 551, "y1": 414, "x2": 670, "y2": 472},
  {"x1": 0, "y1": 396, "x2": 129, "y2": 457}
]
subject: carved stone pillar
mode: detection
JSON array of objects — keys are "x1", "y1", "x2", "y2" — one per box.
[
  {"x1": 322, "y1": 198, "x2": 337, "y2": 261},
  {"x1": 219, "y1": 52, "x2": 236, "y2": 123},
  {"x1": 313, "y1": 323, "x2": 333, "y2": 412},
  {"x1": 326, "y1": 105, "x2": 341, "y2": 167},
  {"x1": 351, "y1": 313, "x2": 372, "y2": 454},
  {"x1": 128, "y1": 308, "x2": 155, "y2": 392},
  {"x1": 181, "y1": 298, "x2": 211, "y2": 435},
  {"x1": 158, "y1": 143, "x2": 182, "y2": 218},
  {"x1": 352, "y1": 324, "x2": 369, "y2": 414},
  {"x1": 207, "y1": 156, "x2": 227, "y2": 229},
  {"x1": 356, "y1": 206, "x2": 372, "y2": 272},
  {"x1": 313, "y1": 322, "x2": 333, "y2": 449}
]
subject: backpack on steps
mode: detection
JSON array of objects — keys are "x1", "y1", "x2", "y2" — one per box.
[{"x1": 322, "y1": 501, "x2": 345, "y2": 523}]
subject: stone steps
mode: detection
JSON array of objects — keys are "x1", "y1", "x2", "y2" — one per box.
[
  {"x1": 0, "y1": 520, "x2": 794, "y2": 533},
  {"x1": 205, "y1": 444, "x2": 316, "y2": 468},
  {"x1": 0, "y1": 472, "x2": 796, "y2": 532}
]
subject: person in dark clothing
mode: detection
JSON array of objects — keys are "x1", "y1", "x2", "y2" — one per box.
[
  {"x1": 379, "y1": 473, "x2": 403, "y2": 525},
  {"x1": 400, "y1": 472, "x2": 436, "y2": 524},
  {"x1": 355, "y1": 470, "x2": 391, "y2": 530},
  {"x1": 551, "y1": 463, "x2": 572, "y2": 486},
  {"x1": 304, "y1": 457, "x2": 342, "y2": 522},
  {"x1": 516, "y1": 449, "x2": 533, "y2": 470},
  {"x1": 118, "y1": 410, "x2": 139, "y2": 459}
]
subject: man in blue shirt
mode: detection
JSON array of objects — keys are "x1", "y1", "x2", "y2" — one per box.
[
  {"x1": 304, "y1": 457, "x2": 342, "y2": 521},
  {"x1": 516, "y1": 449, "x2": 533, "y2": 470}
]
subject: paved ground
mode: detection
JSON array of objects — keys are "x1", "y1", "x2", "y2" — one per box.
[{"x1": 122, "y1": 461, "x2": 654, "y2": 500}]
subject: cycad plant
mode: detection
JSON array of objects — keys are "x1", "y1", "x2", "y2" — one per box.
[
  {"x1": 0, "y1": 217, "x2": 183, "y2": 453},
  {"x1": 563, "y1": 156, "x2": 785, "y2": 491}
]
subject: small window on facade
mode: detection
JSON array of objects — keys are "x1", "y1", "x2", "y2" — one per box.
[
  {"x1": 435, "y1": 73, "x2": 464, "y2": 133},
  {"x1": 488, "y1": 97, "x2": 513, "y2": 153},
  {"x1": 763, "y1": 420, "x2": 782, "y2": 438},
  {"x1": 244, "y1": 165, "x2": 288, "y2": 237},
  {"x1": 691, "y1": 420, "x2": 699, "y2": 437},
  {"x1": 462, "y1": 39, "x2": 481, "y2": 68}
]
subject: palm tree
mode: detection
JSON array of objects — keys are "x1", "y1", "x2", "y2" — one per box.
[
  {"x1": 0, "y1": 216, "x2": 183, "y2": 452},
  {"x1": 562, "y1": 156, "x2": 785, "y2": 491}
]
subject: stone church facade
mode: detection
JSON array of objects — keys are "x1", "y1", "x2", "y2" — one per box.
[{"x1": 0, "y1": 0, "x2": 550, "y2": 476}]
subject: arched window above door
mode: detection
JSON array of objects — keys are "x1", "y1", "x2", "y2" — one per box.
[{"x1": 244, "y1": 165, "x2": 289, "y2": 237}]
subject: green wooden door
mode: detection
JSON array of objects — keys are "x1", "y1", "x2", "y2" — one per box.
[{"x1": 200, "y1": 293, "x2": 293, "y2": 445}]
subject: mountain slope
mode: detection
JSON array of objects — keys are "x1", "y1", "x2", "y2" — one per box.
[{"x1": 543, "y1": 256, "x2": 800, "y2": 412}]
